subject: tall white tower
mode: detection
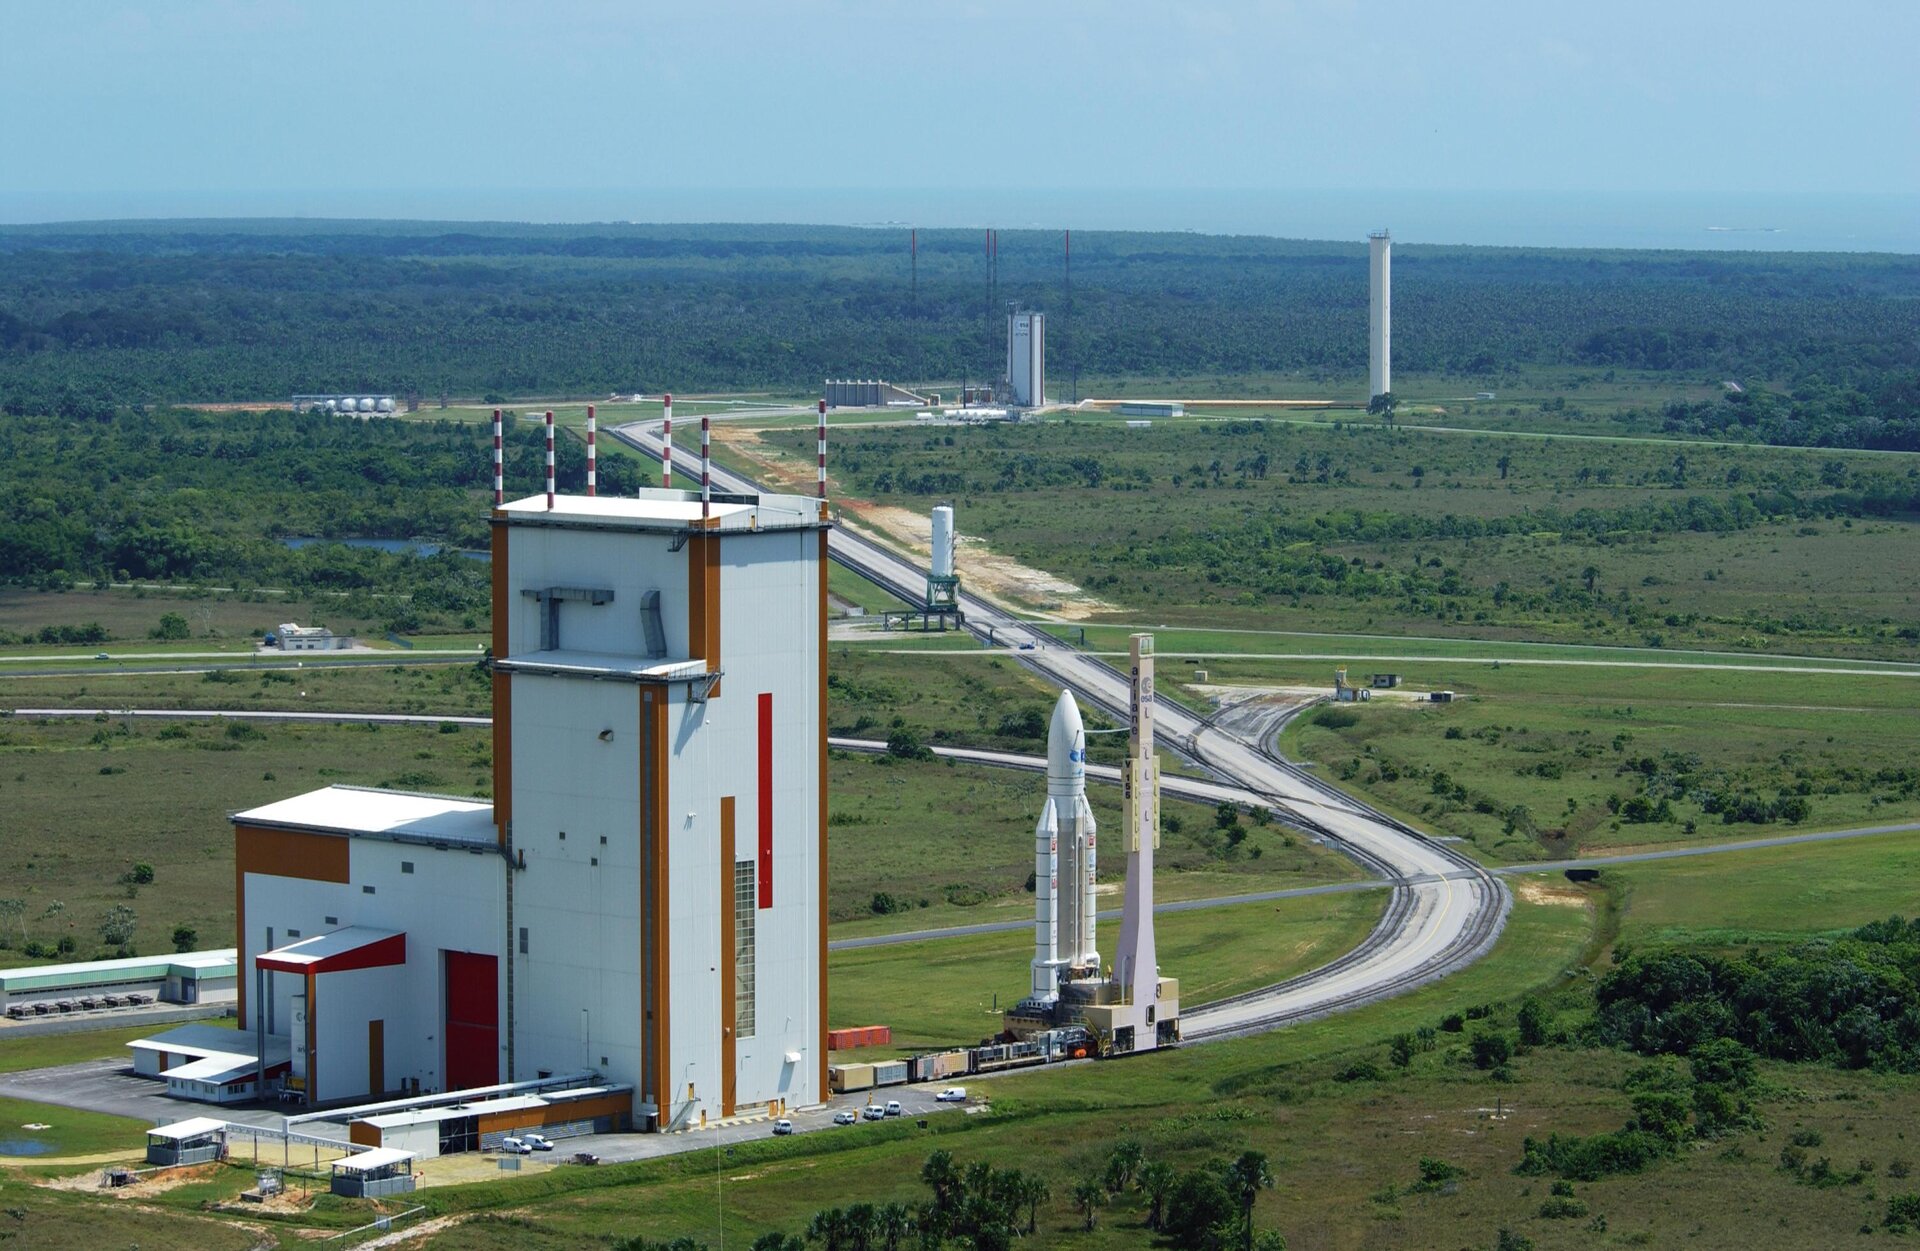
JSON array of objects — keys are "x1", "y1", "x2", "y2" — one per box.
[
  {"x1": 1368, "y1": 229, "x2": 1391, "y2": 401},
  {"x1": 1007, "y1": 309, "x2": 1045, "y2": 408}
]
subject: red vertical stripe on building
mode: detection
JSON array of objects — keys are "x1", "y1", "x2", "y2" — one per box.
[{"x1": 758, "y1": 691, "x2": 774, "y2": 908}]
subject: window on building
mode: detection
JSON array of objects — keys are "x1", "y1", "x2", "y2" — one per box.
[
  {"x1": 324, "y1": 916, "x2": 338, "y2": 926},
  {"x1": 733, "y1": 860, "x2": 757, "y2": 1039},
  {"x1": 286, "y1": 929, "x2": 301, "y2": 939},
  {"x1": 590, "y1": 857, "x2": 599, "y2": 867},
  {"x1": 518, "y1": 927, "x2": 529, "y2": 955},
  {"x1": 362, "y1": 885, "x2": 376, "y2": 895},
  {"x1": 401, "y1": 861, "x2": 414, "y2": 875}
]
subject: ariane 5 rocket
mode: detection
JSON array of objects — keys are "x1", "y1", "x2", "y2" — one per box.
[{"x1": 1031, "y1": 689, "x2": 1100, "y2": 1001}]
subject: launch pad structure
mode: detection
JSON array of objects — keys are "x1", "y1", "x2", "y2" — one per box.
[{"x1": 1005, "y1": 634, "x2": 1180, "y2": 1056}]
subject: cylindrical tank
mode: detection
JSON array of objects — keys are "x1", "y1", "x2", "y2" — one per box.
[
  {"x1": 356, "y1": 397, "x2": 375, "y2": 413},
  {"x1": 931, "y1": 505, "x2": 955, "y2": 579},
  {"x1": 376, "y1": 397, "x2": 394, "y2": 413},
  {"x1": 323, "y1": 399, "x2": 339, "y2": 412}
]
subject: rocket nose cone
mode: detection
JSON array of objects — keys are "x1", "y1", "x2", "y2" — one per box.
[{"x1": 1047, "y1": 691, "x2": 1085, "y2": 786}]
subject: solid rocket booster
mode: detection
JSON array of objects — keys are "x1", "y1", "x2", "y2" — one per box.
[{"x1": 1031, "y1": 689, "x2": 1100, "y2": 1001}]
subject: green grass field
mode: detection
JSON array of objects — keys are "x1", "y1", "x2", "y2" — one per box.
[
  {"x1": 0, "y1": 1095, "x2": 149, "y2": 1159},
  {"x1": 1270, "y1": 656, "x2": 1920, "y2": 862},
  {"x1": 830, "y1": 889, "x2": 1387, "y2": 1053}
]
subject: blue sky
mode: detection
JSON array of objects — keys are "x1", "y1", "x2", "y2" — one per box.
[{"x1": 2, "y1": 1, "x2": 1915, "y2": 227}]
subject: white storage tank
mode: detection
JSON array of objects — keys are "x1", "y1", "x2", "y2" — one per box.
[
  {"x1": 376, "y1": 397, "x2": 394, "y2": 414},
  {"x1": 356, "y1": 398, "x2": 376, "y2": 413},
  {"x1": 931, "y1": 505, "x2": 956, "y2": 579}
]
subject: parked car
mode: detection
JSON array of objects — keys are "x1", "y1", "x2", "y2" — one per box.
[
  {"x1": 936, "y1": 1087, "x2": 968, "y2": 1103},
  {"x1": 571, "y1": 1151, "x2": 601, "y2": 1166},
  {"x1": 772, "y1": 1119, "x2": 795, "y2": 1136},
  {"x1": 861, "y1": 1104, "x2": 887, "y2": 1121},
  {"x1": 522, "y1": 1133, "x2": 555, "y2": 1152},
  {"x1": 498, "y1": 1137, "x2": 534, "y2": 1154},
  {"x1": 884, "y1": 1101, "x2": 903, "y2": 1117},
  {"x1": 833, "y1": 1110, "x2": 858, "y2": 1126}
]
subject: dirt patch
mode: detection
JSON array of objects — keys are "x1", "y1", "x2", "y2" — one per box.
[
  {"x1": 1513, "y1": 877, "x2": 1590, "y2": 909},
  {"x1": 846, "y1": 504, "x2": 1117, "y2": 621}
]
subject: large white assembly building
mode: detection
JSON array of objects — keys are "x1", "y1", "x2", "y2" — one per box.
[{"x1": 148, "y1": 484, "x2": 830, "y2": 1133}]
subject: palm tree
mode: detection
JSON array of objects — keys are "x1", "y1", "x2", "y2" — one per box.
[
  {"x1": 1108, "y1": 1139, "x2": 1144, "y2": 1193},
  {"x1": 921, "y1": 1149, "x2": 961, "y2": 1218},
  {"x1": 1224, "y1": 1151, "x2": 1276, "y2": 1251},
  {"x1": 1139, "y1": 1160, "x2": 1176, "y2": 1231},
  {"x1": 1018, "y1": 1175, "x2": 1050, "y2": 1235},
  {"x1": 806, "y1": 1207, "x2": 847, "y2": 1251},
  {"x1": 876, "y1": 1202, "x2": 913, "y2": 1251},
  {"x1": 1071, "y1": 1178, "x2": 1105, "y2": 1232},
  {"x1": 843, "y1": 1202, "x2": 877, "y2": 1251}
]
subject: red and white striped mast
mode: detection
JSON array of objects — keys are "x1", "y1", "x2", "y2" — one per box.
[
  {"x1": 816, "y1": 397, "x2": 828, "y2": 518},
  {"x1": 585, "y1": 404, "x2": 597, "y2": 496},
  {"x1": 660, "y1": 392, "x2": 673, "y2": 490},
  {"x1": 544, "y1": 410, "x2": 555, "y2": 509},
  {"x1": 700, "y1": 411, "x2": 712, "y2": 522},
  {"x1": 492, "y1": 408, "x2": 503, "y2": 506}
]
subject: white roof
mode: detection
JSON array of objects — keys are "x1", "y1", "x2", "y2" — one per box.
[
  {"x1": 0, "y1": 948, "x2": 237, "y2": 987},
  {"x1": 128, "y1": 1023, "x2": 251, "y2": 1059},
  {"x1": 163, "y1": 1054, "x2": 260, "y2": 1084},
  {"x1": 499, "y1": 489, "x2": 822, "y2": 533},
  {"x1": 334, "y1": 1147, "x2": 415, "y2": 1173},
  {"x1": 234, "y1": 785, "x2": 494, "y2": 846},
  {"x1": 454, "y1": 1094, "x2": 548, "y2": 1115},
  {"x1": 258, "y1": 926, "x2": 401, "y2": 968},
  {"x1": 150, "y1": 1117, "x2": 226, "y2": 1140}
]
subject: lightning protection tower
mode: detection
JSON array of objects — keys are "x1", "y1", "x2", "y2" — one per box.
[{"x1": 1368, "y1": 229, "x2": 1391, "y2": 401}]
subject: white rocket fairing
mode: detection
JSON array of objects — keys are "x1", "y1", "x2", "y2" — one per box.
[{"x1": 1031, "y1": 690, "x2": 1100, "y2": 1001}]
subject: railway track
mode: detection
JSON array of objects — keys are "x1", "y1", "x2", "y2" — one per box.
[{"x1": 606, "y1": 421, "x2": 1511, "y2": 1035}]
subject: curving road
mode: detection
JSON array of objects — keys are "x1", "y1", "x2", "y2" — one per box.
[{"x1": 607, "y1": 419, "x2": 1512, "y2": 1038}]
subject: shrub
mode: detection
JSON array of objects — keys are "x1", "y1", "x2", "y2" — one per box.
[
  {"x1": 1470, "y1": 1031, "x2": 1514, "y2": 1070},
  {"x1": 1539, "y1": 1196, "x2": 1590, "y2": 1219},
  {"x1": 1332, "y1": 1058, "x2": 1382, "y2": 1083}
]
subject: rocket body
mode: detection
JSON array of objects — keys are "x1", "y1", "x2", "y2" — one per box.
[{"x1": 1032, "y1": 690, "x2": 1099, "y2": 1001}]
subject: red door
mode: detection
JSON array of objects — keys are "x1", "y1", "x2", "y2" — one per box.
[{"x1": 444, "y1": 952, "x2": 498, "y2": 1091}]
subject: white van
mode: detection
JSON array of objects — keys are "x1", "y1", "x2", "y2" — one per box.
[
  {"x1": 936, "y1": 1087, "x2": 967, "y2": 1103},
  {"x1": 884, "y1": 1100, "x2": 903, "y2": 1117},
  {"x1": 772, "y1": 1119, "x2": 795, "y2": 1136}
]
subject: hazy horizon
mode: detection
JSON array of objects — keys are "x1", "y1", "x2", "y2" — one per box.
[{"x1": 4, "y1": 2, "x2": 1915, "y2": 252}]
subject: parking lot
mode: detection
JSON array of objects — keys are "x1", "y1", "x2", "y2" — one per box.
[{"x1": 0, "y1": 1054, "x2": 973, "y2": 1164}]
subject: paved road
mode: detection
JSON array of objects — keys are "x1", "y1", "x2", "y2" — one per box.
[{"x1": 610, "y1": 418, "x2": 1509, "y2": 1040}]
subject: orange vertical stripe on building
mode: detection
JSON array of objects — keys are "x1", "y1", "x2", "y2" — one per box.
[
  {"x1": 817, "y1": 527, "x2": 830, "y2": 1097},
  {"x1": 720, "y1": 795, "x2": 736, "y2": 1118}
]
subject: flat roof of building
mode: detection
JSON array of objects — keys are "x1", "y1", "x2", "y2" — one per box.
[
  {"x1": 233, "y1": 785, "x2": 495, "y2": 848},
  {"x1": 150, "y1": 1117, "x2": 227, "y2": 1141},
  {"x1": 498, "y1": 489, "x2": 824, "y2": 534},
  {"x1": 127, "y1": 1022, "x2": 250, "y2": 1059},
  {"x1": 0, "y1": 949, "x2": 237, "y2": 994},
  {"x1": 495, "y1": 650, "x2": 708, "y2": 683},
  {"x1": 334, "y1": 1147, "x2": 415, "y2": 1173}
]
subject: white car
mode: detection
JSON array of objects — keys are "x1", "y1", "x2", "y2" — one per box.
[
  {"x1": 522, "y1": 1133, "x2": 555, "y2": 1152},
  {"x1": 861, "y1": 1104, "x2": 886, "y2": 1121},
  {"x1": 936, "y1": 1087, "x2": 968, "y2": 1103},
  {"x1": 884, "y1": 1101, "x2": 903, "y2": 1117},
  {"x1": 772, "y1": 1118, "x2": 795, "y2": 1136},
  {"x1": 833, "y1": 1110, "x2": 858, "y2": 1126},
  {"x1": 498, "y1": 1137, "x2": 533, "y2": 1154}
]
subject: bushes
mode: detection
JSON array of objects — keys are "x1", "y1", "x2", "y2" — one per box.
[{"x1": 1594, "y1": 918, "x2": 1920, "y2": 1070}]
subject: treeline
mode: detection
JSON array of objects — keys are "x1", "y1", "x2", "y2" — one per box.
[
  {"x1": 0, "y1": 409, "x2": 607, "y2": 625},
  {"x1": 2, "y1": 222, "x2": 1916, "y2": 449}
]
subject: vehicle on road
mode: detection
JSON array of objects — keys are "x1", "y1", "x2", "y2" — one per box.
[
  {"x1": 936, "y1": 1087, "x2": 967, "y2": 1102},
  {"x1": 499, "y1": 1137, "x2": 533, "y2": 1154},
  {"x1": 861, "y1": 1104, "x2": 886, "y2": 1121},
  {"x1": 522, "y1": 1133, "x2": 555, "y2": 1151},
  {"x1": 571, "y1": 1151, "x2": 600, "y2": 1166},
  {"x1": 1018, "y1": 641, "x2": 1036, "y2": 650},
  {"x1": 833, "y1": 1110, "x2": 858, "y2": 1125},
  {"x1": 772, "y1": 1119, "x2": 795, "y2": 1135},
  {"x1": 884, "y1": 1100, "x2": 903, "y2": 1116},
  {"x1": 94, "y1": 653, "x2": 110, "y2": 660}
]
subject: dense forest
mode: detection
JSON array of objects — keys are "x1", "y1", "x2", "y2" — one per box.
[
  {"x1": 1, "y1": 220, "x2": 1916, "y2": 448},
  {"x1": 0, "y1": 408, "x2": 623, "y2": 627}
]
